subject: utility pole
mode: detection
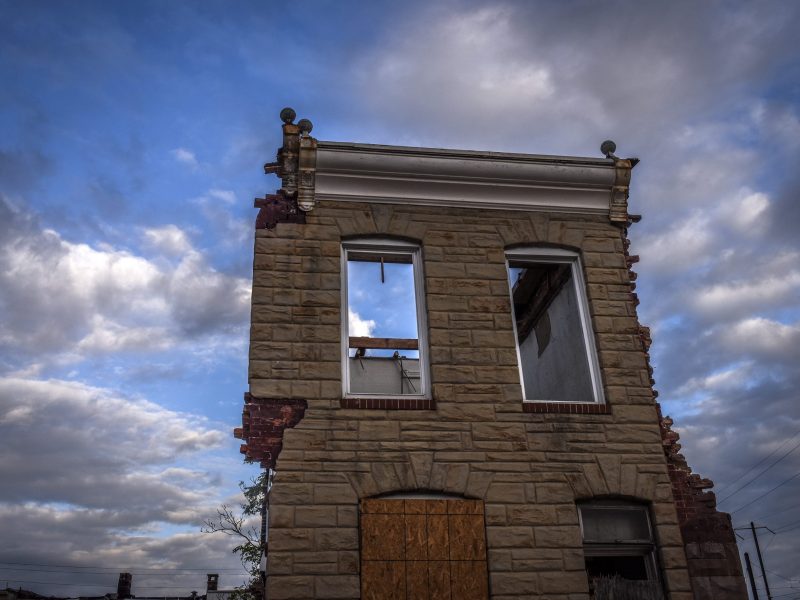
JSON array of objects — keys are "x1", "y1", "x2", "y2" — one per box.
[
  {"x1": 751, "y1": 521, "x2": 773, "y2": 600},
  {"x1": 744, "y1": 552, "x2": 760, "y2": 600}
]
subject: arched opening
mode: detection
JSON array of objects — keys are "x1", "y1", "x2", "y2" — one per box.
[
  {"x1": 360, "y1": 494, "x2": 488, "y2": 600},
  {"x1": 578, "y1": 500, "x2": 665, "y2": 600}
]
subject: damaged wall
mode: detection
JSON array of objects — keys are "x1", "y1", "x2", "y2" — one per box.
[{"x1": 235, "y1": 112, "x2": 748, "y2": 600}]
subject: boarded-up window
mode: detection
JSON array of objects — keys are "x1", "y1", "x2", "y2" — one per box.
[{"x1": 360, "y1": 497, "x2": 488, "y2": 600}]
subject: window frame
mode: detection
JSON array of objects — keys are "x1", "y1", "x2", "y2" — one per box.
[
  {"x1": 505, "y1": 247, "x2": 605, "y2": 405},
  {"x1": 577, "y1": 501, "x2": 661, "y2": 585},
  {"x1": 340, "y1": 238, "x2": 431, "y2": 400}
]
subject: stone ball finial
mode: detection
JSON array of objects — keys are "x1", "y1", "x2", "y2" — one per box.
[
  {"x1": 297, "y1": 118, "x2": 313, "y2": 135},
  {"x1": 601, "y1": 140, "x2": 617, "y2": 158},
  {"x1": 280, "y1": 107, "x2": 296, "y2": 124}
]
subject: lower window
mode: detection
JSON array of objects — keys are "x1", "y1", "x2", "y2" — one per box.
[{"x1": 578, "y1": 501, "x2": 664, "y2": 600}]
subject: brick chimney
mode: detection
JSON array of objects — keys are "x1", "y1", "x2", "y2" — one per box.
[
  {"x1": 206, "y1": 573, "x2": 219, "y2": 591},
  {"x1": 117, "y1": 572, "x2": 132, "y2": 599}
]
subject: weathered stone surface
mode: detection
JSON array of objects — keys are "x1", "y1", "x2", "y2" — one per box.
[
  {"x1": 295, "y1": 506, "x2": 337, "y2": 527},
  {"x1": 314, "y1": 575, "x2": 360, "y2": 598},
  {"x1": 315, "y1": 527, "x2": 358, "y2": 551},
  {"x1": 248, "y1": 188, "x2": 731, "y2": 598},
  {"x1": 270, "y1": 528, "x2": 315, "y2": 552},
  {"x1": 490, "y1": 572, "x2": 539, "y2": 595},
  {"x1": 269, "y1": 576, "x2": 314, "y2": 599},
  {"x1": 486, "y1": 526, "x2": 534, "y2": 548}
]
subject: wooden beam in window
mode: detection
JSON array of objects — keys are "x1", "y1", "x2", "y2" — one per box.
[
  {"x1": 349, "y1": 336, "x2": 419, "y2": 350},
  {"x1": 348, "y1": 252, "x2": 412, "y2": 264}
]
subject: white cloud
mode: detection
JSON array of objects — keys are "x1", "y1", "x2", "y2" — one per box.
[
  {"x1": 142, "y1": 224, "x2": 193, "y2": 256},
  {"x1": 0, "y1": 199, "x2": 251, "y2": 363},
  {"x1": 676, "y1": 364, "x2": 752, "y2": 396},
  {"x1": 170, "y1": 147, "x2": 199, "y2": 169},
  {"x1": 718, "y1": 190, "x2": 770, "y2": 232},
  {"x1": 75, "y1": 316, "x2": 175, "y2": 354},
  {"x1": 348, "y1": 308, "x2": 376, "y2": 337},
  {"x1": 693, "y1": 270, "x2": 800, "y2": 317},
  {"x1": 208, "y1": 188, "x2": 236, "y2": 205},
  {"x1": 720, "y1": 317, "x2": 800, "y2": 358},
  {"x1": 637, "y1": 215, "x2": 714, "y2": 273}
]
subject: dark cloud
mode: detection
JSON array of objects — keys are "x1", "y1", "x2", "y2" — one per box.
[
  {"x1": 768, "y1": 173, "x2": 800, "y2": 244},
  {"x1": 0, "y1": 375, "x2": 250, "y2": 594},
  {"x1": 0, "y1": 504, "x2": 250, "y2": 595},
  {"x1": 0, "y1": 377, "x2": 225, "y2": 508}
]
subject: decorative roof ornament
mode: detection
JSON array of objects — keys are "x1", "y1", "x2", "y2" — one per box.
[
  {"x1": 600, "y1": 139, "x2": 618, "y2": 159},
  {"x1": 255, "y1": 108, "x2": 318, "y2": 229}
]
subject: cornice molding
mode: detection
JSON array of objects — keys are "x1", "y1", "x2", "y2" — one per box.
[{"x1": 314, "y1": 141, "x2": 620, "y2": 215}]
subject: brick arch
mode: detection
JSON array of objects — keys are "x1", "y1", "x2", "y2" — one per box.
[
  {"x1": 334, "y1": 204, "x2": 432, "y2": 240},
  {"x1": 566, "y1": 458, "x2": 664, "y2": 502},
  {"x1": 504, "y1": 240, "x2": 584, "y2": 255},
  {"x1": 340, "y1": 232, "x2": 424, "y2": 247},
  {"x1": 359, "y1": 494, "x2": 489, "y2": 600},
  {"x1": 346, "y1": 459, "x2": 494, "y2": 501}
]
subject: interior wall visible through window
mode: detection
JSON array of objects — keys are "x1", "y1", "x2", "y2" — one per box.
[{"x1": 506, "y1": 249, "x2": 603, "y2": 403}]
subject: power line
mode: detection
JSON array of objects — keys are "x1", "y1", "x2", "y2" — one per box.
[
  {"x1": 774, "y1": 522, "x2": 800, "y2": 535},
  {"x1": 0, "y1": 578, "x2": 200, "y2": 589},
  {"x1": 718, "y1": 437, "x2": 800, "y2": 505},
  {"x1": 730, "y1": 469, "x2": 800, "y2": 515},
  {"x1": 0, "y1": 566, "x2": 235, "y2": 577},
  {"x1": 748, "y1": 502, "x2": 800, "y2": 525},
  {"x1": 716, "y1": 430, "x2": 800, "y2": 497},
  {"x1": 768, "y1": 569, "x2": 800, "y2": 583},
  {"x1": 0, "y1": 560, "x2": 241, "y2": 571},
  {"x1": 774, "y1": 517, "x2": 800, "y2": 533}
]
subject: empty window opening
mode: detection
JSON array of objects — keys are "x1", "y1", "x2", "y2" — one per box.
[
  {"x1": 506, "y1": 248, "x2": 603, "y2": 403},
  {"x1": 343, "y1": 240, "x2": 429, "y2": 398},
  {"x1": 579, "y1": 502, "x2": 664, "y2": 600}
]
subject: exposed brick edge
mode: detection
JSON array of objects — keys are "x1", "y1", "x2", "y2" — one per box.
[
  {"x1": 255, "y1": 191, "x2": 305, "y2": 230},
  {"x1": 522, "y1": 402, "x2": 611, "y2": 414},
  {"x1": 340, "y1": 397, "x2": 436, "y2": 410},
  {"x1": 657, "y1": 405, "x2": 736, "y2": 536},
  {"x1": 234, "y1": 393, "x2": 307, "y2": 469}
]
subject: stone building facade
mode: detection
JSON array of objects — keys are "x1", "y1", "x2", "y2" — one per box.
[{"x1": 235, "y1": 110, "x2": 747, "y2": 600}]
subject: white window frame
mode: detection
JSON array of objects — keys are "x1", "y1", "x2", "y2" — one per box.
[
  {"x1": 340, "y1": 238, "x2": 431, "y2": 399},
  {"x1": 505, "y1": 247, "x2": 604, "y2": 404}
]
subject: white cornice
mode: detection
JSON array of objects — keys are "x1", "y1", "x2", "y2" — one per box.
[{"x1": 313, "y1": 141, "x2": 619, "y2": 214}]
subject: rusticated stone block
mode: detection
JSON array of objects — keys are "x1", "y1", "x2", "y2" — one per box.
[
  {"x1": 490, "y1": 572, "x2": 539, "y2": 595},
  {"x1": 268, "y1": 575, "x2": 314, "y2": 599},
  {"x1": 241, "y1": 157, "x2": 735, "y2": 597}
]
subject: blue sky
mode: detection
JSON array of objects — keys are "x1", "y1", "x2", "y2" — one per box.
[{"x1": 1, "y1": 1, "x2": 799, "y2": 596}]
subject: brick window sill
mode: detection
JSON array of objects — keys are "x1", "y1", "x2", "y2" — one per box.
[
  {"x1": 523, "y1": 401, "x2": 611, "y2": 415},
  {"x1": 340, "y1": 397, "x2": 436, "y2": 410}
]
